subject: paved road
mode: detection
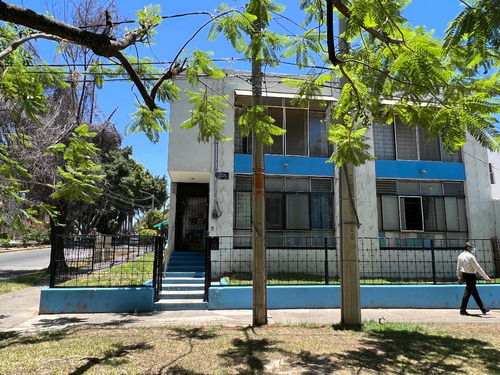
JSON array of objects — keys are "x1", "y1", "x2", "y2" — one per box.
[{"x1": 0, "y1": 247, "x2": 50, "y2": 279}]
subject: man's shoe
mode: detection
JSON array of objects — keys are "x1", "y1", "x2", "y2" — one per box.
[
  {"x1": 460, "y1": 310, "x2": 469, "y2": 315},
  {"x1": 481, "y1": 308, "x2": 490, "y2": 315}
]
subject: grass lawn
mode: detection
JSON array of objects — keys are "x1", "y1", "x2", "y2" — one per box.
[
  {"x1": 0, "y1": 269, "x2": 50, "y2": 295},
  {"x1": 1, "y1": 321, "x2": 499, "y2": 374}
]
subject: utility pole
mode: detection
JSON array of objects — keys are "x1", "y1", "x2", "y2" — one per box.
[
  {"x1": 251, "y1": 14, "x2": 267, "y2": 327},
  {"x1": 337, "y1": 17, "x2": 362, "y2": 327}
]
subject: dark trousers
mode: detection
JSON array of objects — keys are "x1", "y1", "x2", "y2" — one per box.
[{"x1": 460, "y1": 272, "x2": 485, "y2": 311}]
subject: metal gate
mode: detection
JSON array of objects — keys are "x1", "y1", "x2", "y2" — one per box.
[{"x1": 181, "y1": 197, "x2": 207, "y2": 251}]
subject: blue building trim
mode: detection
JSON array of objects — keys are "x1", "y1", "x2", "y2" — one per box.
[
  {"x1": 375, "y1": 160, "x2": 466, "y2": 180},
  {"x1": 234, "y1": 154, "x2": 334, "y2": 176},
  {"x1": 39, "y1": 287, "x2": 155, "y2": 314},
  {"x1": 208, "y1": 284, "x2": 500, "y2": 309}
]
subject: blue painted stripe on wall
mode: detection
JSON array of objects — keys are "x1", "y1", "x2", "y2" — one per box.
[
  {"x1": 234, "y1": 154, "x2": 334, "y2": 176},
  {"x1": 39, "y1": 287, "x2": 155, "y2": 313},
  {"x1": 208, "y1": 284, "x2": 500, "y2": 309},
  {"x1": 375, "y1": 160, "x2": 466, "y2": 180}
]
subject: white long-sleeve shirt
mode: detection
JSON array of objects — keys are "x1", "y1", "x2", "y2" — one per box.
[{"x1": 456, "y1": 251, "x2": 491, "y2": 281}]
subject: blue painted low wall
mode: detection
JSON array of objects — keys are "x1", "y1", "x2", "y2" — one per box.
[
  {"x1": 39, "y1": 287, "x2": 154, "y2": 314},
  {"x1": 208, "y1": 285, "x2": 500, "y2": 310}
]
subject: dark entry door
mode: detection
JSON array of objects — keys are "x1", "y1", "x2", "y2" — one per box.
[{"x1": 181, "y1": 197, "x2": 207, "y2": 251}]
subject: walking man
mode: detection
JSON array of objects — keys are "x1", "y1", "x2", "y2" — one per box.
[{"x1": 457, "y1": 241, "x2": 492, "y2": 315}]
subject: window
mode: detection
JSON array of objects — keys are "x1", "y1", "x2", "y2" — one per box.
[
  {"x1": 372, "y1": 117, "x2": 461, "y2": 162},
  {"x1": 377, "y1": 179, "x2": 468, "y2": 234},
  {"x1": 234, "y1": 97, "x2": 331, "y2": 157},
  {"x1": 234, "y1": 175, "x2": 334, "y2": 232},
  {"x1": 309, "y1": 111, "x2": 330, "y2": 157}
]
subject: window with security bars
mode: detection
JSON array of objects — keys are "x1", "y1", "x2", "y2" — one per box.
[
  {"x1": 234, "y1": 97, "x2": 331, "y2": 157},
  {"x1": 234, "y1": 175, "x2": 334, "y2": 232},
  {"x1": 376, "y1": 179, "x2": 468, "y2": 233},
  {"x1": 373, "y1": 117, "x2": 462, "y2": 162}
]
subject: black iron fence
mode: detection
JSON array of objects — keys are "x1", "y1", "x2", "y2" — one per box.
[
  {"x1": 208, "y1": 236, "x2": 500, "y2": 285},
  {"x1": 49, "y1": 235, "x2": 165, "y2": 298}
]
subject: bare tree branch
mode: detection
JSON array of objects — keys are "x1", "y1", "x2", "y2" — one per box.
[{"x1": 0, "y1": 33, "x2": 62, "y2": 60}]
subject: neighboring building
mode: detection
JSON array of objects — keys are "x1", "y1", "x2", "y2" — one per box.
[{"x1": 168, "y1": 70, "x2": 499, "y2": 277}]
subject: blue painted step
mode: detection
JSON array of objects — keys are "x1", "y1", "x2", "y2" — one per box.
[{"x1": 154, "y1": 251, "x2": 208, "y2": 311}]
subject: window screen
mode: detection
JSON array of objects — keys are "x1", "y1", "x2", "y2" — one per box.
[
  {"x1": 373, "y1": 121, "x2": 395, "y2": 160},
  {"x1": 395, "y1": 121, "x2": 418, "y2": 160},
  {"x1": 266, "y1": 193, "x2": 284, "y2": 229},
  {"x1": 286, "y1": 193, "x2": 309, "y2": 229},
  {"x1": 418, "y1": 127, "x2": 441, "y2": 161},
  {"x1": 265, "y1": 107, "x2": 283, "y2": 155},
  {"x1": 311, "y1": 194, "x2": 332, "y2": 229},
  {"x1": 381, "y1": 196, "x2": 399, "y2": 230},
  {"x1": 285, "y1": 108, "x2": 307, "y2": 156},
  {"x1": 235, "y1": 192, "x2": 251, "y2": 228},
  {"x1": 309, "y1": 111, "x2": 330, "y2": 157}
]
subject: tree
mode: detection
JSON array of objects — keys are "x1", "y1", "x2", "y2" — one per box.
[{"x1": 71, "y1": 146, "x2": 168, "y2": 235}]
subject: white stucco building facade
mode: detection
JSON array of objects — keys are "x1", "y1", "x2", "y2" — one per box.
[{"x1": 167, "y1": 70, "x2": 500, "y2": 278}]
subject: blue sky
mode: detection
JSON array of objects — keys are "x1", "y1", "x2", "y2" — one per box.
[{"x1": 9, "y1": 1, "x2": 464, "y2": 178}]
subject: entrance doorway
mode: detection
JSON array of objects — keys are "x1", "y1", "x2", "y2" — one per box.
[{"x1": 175, "y1": 183, "x2": 209, "y2": 252}]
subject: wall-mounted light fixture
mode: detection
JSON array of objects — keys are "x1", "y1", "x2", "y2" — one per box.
[
  {"x1": 283, "y1": 163, "x2": 289, "y2": 168},
  {"x1": 420, "y1": 169, "x2": 426, "y2": 175}
]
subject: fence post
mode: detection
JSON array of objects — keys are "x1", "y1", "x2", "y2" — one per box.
[
  {"x1": 492, "y1": 238, "x2": 500, "y2": 278},
  {"x1": 204, "y1": 236, "x2": 212, "y2": 302},
  {"x1": 324, "y1": 237, "x2": 329, "y2": 285},
  {"x1": 430, "y1": 239, "x2": 437, "y2": 285},
  {"x1": 153, "y1": 236, "x2": 158, "y2": 301},
  {"x1": 49, "y1": 235, "x2": 62, "y2": 288}
]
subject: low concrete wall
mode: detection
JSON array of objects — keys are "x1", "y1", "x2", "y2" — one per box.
[
  {"x1": 39, "y1": 287, "x2": 154, "y2": 314},
  {"x1": 208, "y1": 284, "x2": 500, "y2": 310}
]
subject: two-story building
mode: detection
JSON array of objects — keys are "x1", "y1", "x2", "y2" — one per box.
[{"x1": 167, "y1": 70, "x2": 500, "y2": 278}]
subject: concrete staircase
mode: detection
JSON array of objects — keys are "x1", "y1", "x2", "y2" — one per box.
[{"x1": 154, "y1": 251, "x2": 208, "y2": 311}]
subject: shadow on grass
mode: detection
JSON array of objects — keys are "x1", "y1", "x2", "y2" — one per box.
[
  {"x1": 0, "y1": 329, "x2": 68, "y2": 350},
  {"x1": 217, "y1": 323, "x2": 500, "y2": 374},
  {"x1": 218, "y1": 326, "x2": 290, "y2": 374},
  {"x1": 334, "y1": 322, "x2": 500, "y2": 374},
  {"x1": 157, "y1": 327, "x2": 220, "y2": 374},
  {"x1": 68, "y1": 342, "x2": 153, "y2": 375}
]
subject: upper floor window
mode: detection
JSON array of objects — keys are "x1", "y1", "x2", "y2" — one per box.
[
  {"x1": 234, "y1": 96, "x2": 332, "y2": 158},
  {"x1": 373, "y1": 118, "x2": 461, "y2": 162}
]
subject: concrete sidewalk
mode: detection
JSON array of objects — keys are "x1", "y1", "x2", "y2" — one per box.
[{"x1": 1, "y1": 286, "x2": 499, "y2": 332}]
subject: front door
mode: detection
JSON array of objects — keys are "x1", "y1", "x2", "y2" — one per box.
[{"x1": 181, "y1": 196, "x2": 207, "y2": 251}]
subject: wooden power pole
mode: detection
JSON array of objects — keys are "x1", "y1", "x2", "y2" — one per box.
[{"x1": 251, "y1": 16, "x2": 267, "y2": 327}]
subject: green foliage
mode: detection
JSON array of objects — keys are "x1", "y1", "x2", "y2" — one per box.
[
  {"x1": 238, "y1": 105, "x2": 285, "y2": 145},
  {"x1": 186, "y1": 49, "x2": 226, "y2": 86},
  {"x1": 444, "y1": 0, "x2": 500, "y2": 71},
  {"x1": 0, "y1": 24, "x2": 68, "y2": 122},
  {"x1": 48, "y1": 124, "x2": 104, "y2": 202},
  {"x1": 127, "y1": 104, "x2": 170, "y2": 144},
  {"x1": 138, "y1": 228, "x2": 157, "y2": 236},
  {"x1": 328, "y1": 115, "x2": 374, "y2": 167},
  {"x1": 208, "y1": 10, "x2": 251, "y2": 53},
  {"x1": 283, "y1": 74, "x2": 331, "y2": 108},
  {"x1": 136, "y1": 4, "x2": 163, "y2": 44},
  {"x1": 181, "y1": 89, "x2": 230, "y2": 143}
]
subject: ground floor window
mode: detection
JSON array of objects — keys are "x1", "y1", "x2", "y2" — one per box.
[
  {"x1": 234, "y1": 175, "x2": 334, "y2": 233},
  {"x1": 377, "y1": 179, "x2": 468, "y2": 235}
]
